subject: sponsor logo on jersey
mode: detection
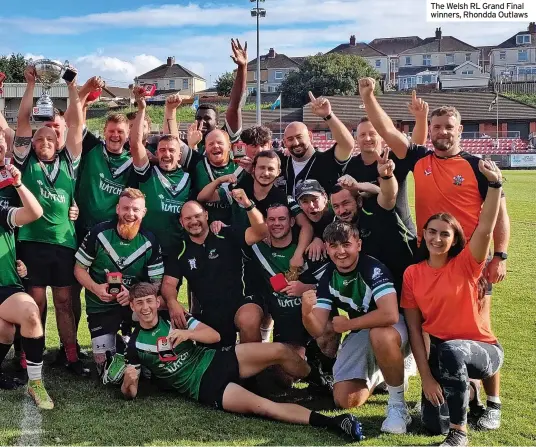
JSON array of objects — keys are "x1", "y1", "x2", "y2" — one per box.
[
  {"x1": 159, "y1": 197, "x2": 185, "y2": 214},
  {"x1": 360, "y1": 229, "x2": 371, "y2": 238},
  {"x1": 0, "y1": 198, "x2": 10, "y2": 210},
  {"x1": 272, "y1": 252, "x2": 286, "y2": 259},
  {"x1": 453, "y1": 175, "x2": 464, "y2": 186},
  {"x1": 188, "y1": 258, "x2": 197, "y2": 270},
  {"x1": 424, "y1": 167, "x2": 432, "y2": 176},
  {"x1": 98, "y1": 173, "x2": 124, "y2": 196},
  {"x1": 372, "y1": 267, "x2": 382, "y2": 280},
  {"x1": 158, "y1": 351, "x2": 190, "y2": 372},
  {"x1": 277, "y1": 296, "x2": 302, "y2": 308},
  {"x1": 342, "y1": 278, "x2": 357, "y2": 286},
  {"x1": 208, "y1": 249, "x2": 219, "y2": 260},
  {"x1": 38, "y1": 182, "x2": 67, "y2": 204}
]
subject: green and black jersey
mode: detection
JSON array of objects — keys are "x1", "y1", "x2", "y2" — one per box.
[
  {"x1": 126, "y1": 316, "x2": 215, "y2": 400},
  {"x1": 75, "y1": 220, "x2": 163, "y2": 314},
  {"x1": 76, "y1": 130, "x2": 133, "y2": 236},
  {"x1": 315, "y1": 255, "x2": 396, "y2": 332},
  {"x1": 0, "y1": 207, "x2": 23, "y2": 289},
  {"x1": 0, "y1": 184, "x2": 19, "y2": 211},
  {"x1": 15, "y1": 149, "x2": 79, "y2": 249},
  {"x1": 244, "y1": 236, "x2": 328, "y2": 317},
  {"x1": 133, "y1": 163, "x2": 192, "y2": 256},
  {"x1": 193, "y1": 158, "x2": 245, "y2": 224}
]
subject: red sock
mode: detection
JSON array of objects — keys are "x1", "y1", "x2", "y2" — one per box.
[
  {"x1": 20, "y1": 352, "x2": 27, "y2": 369},
  {"x1": 65, "y1": 344, "x2": 79, "y2": 363}
]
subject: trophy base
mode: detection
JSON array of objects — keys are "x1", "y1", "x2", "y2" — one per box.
[{"x1": 33, "y1": 105, "x2": 55, "y2": 122}]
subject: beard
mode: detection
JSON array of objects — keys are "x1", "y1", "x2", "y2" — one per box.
[
  {"x1": 117, "y1": 219, "x2": 141, "y2": 240},
  {"x1": 289, "y1": 143, "x2": 309, "y2": 159},
  {"x1": 432, "y1": 137, "x2": 454, "y2": 152}
]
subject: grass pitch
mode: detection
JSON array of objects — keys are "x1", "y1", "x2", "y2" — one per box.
[{"x1": 0, "y1": 170, "x2": 535, "y2": 445}]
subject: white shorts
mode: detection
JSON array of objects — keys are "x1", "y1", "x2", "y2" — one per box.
[{"x1": 333, "y1": 314, "x2": 409, "y2": 389}]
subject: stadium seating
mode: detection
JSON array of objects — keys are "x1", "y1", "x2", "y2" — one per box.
[{"x1": 312, "y1": 136, "x2": 532, "y2": 156}]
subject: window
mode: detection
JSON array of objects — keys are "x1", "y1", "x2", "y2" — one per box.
[
  {"x1": 499, "y1": 51, "x2": 506, "y2": 60},
  {"x1": 267, "y1": 86, "x2": 275, "y2": 92},
  {"x1": 405, "y1": 56, "x2": 412, "y2": 65},
  {"x1": 182, "y1": 79, "x2": 189, "y2": 89},
  {"x1": 375, "y1": 59, "x2": 381, "y2": 68},
  {"x1": 247, "y1": 87, "x2": 256, "y2": 95},
  {"x1": 518, "y1": 50, "x2": 528, "y2": 62},
  {"x1": 517, "y1": 34, "x2": 531, "y2": 45},
  {"x1": 423, "y1": 54, "x2": 431, "y2": 66},
  {"x1": 419, "y1": 74, "x2": 436, "y2": 84},
  {"x1": 169, "y1": 79, "x2": 175, "y2": 89},
  {"x1": 461, "y1": 70, "x2": 474, "y2": 75},
  {"x1": 274, "y1": 71, "x2": 283, "y2": 80},
  {"x1": 446, "y1": 53, "x2": 454, "y2": 64}
]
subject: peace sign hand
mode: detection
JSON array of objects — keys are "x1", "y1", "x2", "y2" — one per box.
[
  {"x1": 230, "y1": 39, "x2": 248, "y2": 67},
  {"x1": 376, "y1": 148, "x2": 395, "y2": 178},
  {"x1": 308, "y1": 91, "x2": 331, "y2": 119}
]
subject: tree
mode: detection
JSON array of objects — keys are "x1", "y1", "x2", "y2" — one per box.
[
  {"x1": 0, "y1": 54, "x2": 28, "y2": 82},
  {"x1": 279, "y1": 53, "x2": 381, "y2": 107},
  {"x1": 215, "y1": 71, "x2": 235, "y2": 96}
]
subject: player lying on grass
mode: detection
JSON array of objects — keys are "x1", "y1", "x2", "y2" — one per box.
[{"x1": 118, "y1": 282, "x2": 364, "y2": 441}]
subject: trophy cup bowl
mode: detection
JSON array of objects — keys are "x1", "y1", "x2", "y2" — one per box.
[{"x1": 31, "y1": 59, "x2": 68, "y2": 122}]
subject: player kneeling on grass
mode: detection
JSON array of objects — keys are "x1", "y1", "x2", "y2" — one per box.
[
  {"x1": 0, "y1": 164, "x2": 54, "y2": 409},
  {"x1": 119, "y1": 282, "x2": 364, "y2": 441}
]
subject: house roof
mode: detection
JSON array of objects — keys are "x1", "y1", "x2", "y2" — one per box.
[
  {"x1": 398, "y1": 66, "x2": 452, "y2": 77},
  {"x1": 100, "y1": 86, "x2": 131, "y2": 99},
  {"x1": 302, "y1": 92, "x2": 536, "y2": 125},
  {"x1": 495, "y1": 30, "x2": 536, "y2": 49},
  {"x1": 401, "y1": 36, "x2": 479, "y2": 54},
  {"x1": 328, "y1": 42, "x2": 386, "y2": 57},
  {"x1": 138, "y1": 63, "x2": 205, "y2": 81},
  {"x1": 290, "y1": 57, "x2": 307, "y2": 65},
  {"x1": 368, "y1": 36, "x2": 424, "y2": 56},
  {"x1": 247, "y1": 52, "x2": 301, "y2": 70}
]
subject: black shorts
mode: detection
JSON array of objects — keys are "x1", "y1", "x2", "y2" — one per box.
[
  {"x1": 197, "y1": 348, "x2": 240, "y2": 410},
  {"x1": 272, "y1": 312, "x2": 312, "y2": 347},
  {"x1": 87, "y1": 306, "x2": 133, "y2": 339},
  {"x1": 238, "y1": 293, "x2": 266, "y2": 314},
  {"x1": 18, "y1": 241, "x2": 76, "y2": 287},
  {"x1": 0, "y1": 286, "x2": 25, "y2": 306},
  {"x1": 192, "y1": 309, "x2": 237, "y2": 349}
]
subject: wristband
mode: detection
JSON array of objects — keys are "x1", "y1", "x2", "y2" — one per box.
[
  {"x1": 381, "y1": 175, "x2": 393, "y2": 180},
  {"x1": 14, "y1": 183, "x2": 21, "y2": 189},
  {"x1": 244, "y1": 202, "x2": 256, "y2": 212},
  {"x1": 322, "y1": 113, "x2": 332, "y2": 121},
  {"x1": 488, "y1": 181, "x2": 502, "y2": 189}
]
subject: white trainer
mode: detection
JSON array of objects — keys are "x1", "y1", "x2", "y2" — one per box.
[{"x1": 381, "y1": 402, "x2": 412, "y2": 434}]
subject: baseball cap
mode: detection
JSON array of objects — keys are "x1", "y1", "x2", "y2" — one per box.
[{"x1": 295, "y1": 179, "x2": 326, "y2": 201}]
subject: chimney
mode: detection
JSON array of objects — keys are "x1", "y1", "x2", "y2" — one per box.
[
  {"x1": 529, "y1": 22, "x2": 536, "y2": 33},
  {"x1": 435, "y1": 27, "x2": 442, "y2": 40},
  {"x1": 166, "y1": 56, "x2": 175, "y2": 67},
  {"x1": 350, "y1": 35, "x2": 356, "y2": 46},
  {"x1": 268, "y1": 48, "x2": 276, "y2": 58}
]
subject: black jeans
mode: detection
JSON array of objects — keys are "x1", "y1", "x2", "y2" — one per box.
[{"x1": 421, "y1": 337, "x2": 504, "y2": 433}]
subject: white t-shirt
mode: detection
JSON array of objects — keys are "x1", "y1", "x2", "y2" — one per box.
[{"x1": 292, "y1": 158, "x2": 309, "y2": 178}]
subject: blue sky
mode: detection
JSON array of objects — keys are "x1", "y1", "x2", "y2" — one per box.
[{"x1": 0, "y1": 0, "x2": 525, "y2": 87}]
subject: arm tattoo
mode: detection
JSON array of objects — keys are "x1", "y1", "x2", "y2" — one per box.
[{"x1": 14, "y1": 136, "x2": 32, "y2": 147}]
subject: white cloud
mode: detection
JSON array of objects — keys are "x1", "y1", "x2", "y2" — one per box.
[
  {"x1": 23, "y1": 53, "x2": 45, "y2": 61},
  {"x1": 75, "y1": 54, "x2": 163, "y2": 84}
]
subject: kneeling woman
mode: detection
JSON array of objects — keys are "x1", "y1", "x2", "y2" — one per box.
[{"x1": 401, "y1": 160, "x2": 504, "y2": 446}]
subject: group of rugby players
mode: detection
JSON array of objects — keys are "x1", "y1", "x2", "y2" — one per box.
[{"x1": 0, "y1": 40, "x2": 509, "y2": 446}]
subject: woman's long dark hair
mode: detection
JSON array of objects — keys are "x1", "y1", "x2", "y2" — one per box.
[{"x1": 420, "y1": 212, "x2": 487, "y2": 302}]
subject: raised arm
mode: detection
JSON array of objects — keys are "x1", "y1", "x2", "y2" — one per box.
[
  {"x1": 130, "y1": 87, "x2": 150, "y2": 169},
  {"x1": 469, "y1": 160, "x2": 503, "y2": 263},
  {"x1": 14, "y1": 65, "x2": 36, "y2": 151},
  {"x1": 231, "y1": 188, "x2": 268, "y2": 245},
  {"x1": 407, "y1": 90, "x2": 429, "y2": 146},
  {"x1": 6, "y1": 164, "x2": 43, "y2": 225},
  {"x1": 197, "y1": 174, "x2": 237, "y2": 203},
  {"x1": 0, "y1": 110, "x2": 14, "y2": 152},
  {"x1": 65, "y1": 76, "x2": 103, "y2": 127},
  {"x1": 163, "y1": 94, "x2": 182, "y2": 136},
  {"x1": 308, "y1": 91, "x2": 354, "y2": 160},
  {"x1": 64, "y1": 69, "x2": 84, "y2": 160},
  {"x1": 293, "y1": 213, "x2": 314, "y2": 268},
  {"x1": 226, "y1": 39, "x2": 248, "y2": 138},
  {"x1": 487, "y1": 198, "x2": 510, "y2": 284},
  {"x1": 359, "y1": 77, "x2": 409, "y2": 159},
  {"x1": 375, "y1": 149, "x2": 398, "y2": 211}
]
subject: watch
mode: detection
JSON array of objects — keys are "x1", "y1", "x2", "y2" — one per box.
[
  {"x1": 244, "y1": 202, "x2": 256, "y2": 212},
  {"x1": 322, "y1": 113, "x2": 333, "y2": 121},
  {"x1": 493, "y1": 252, "x2": 508, "y2": 260}
]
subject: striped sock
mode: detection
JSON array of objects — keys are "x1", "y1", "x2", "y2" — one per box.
[{"x1": 27, "y1": 360, "x2": 43, "y2": 381}]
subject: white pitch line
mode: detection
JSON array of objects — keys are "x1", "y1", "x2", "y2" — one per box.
[{"x1": 15, "y1": 394, "x2": 42, "y2": 446}]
